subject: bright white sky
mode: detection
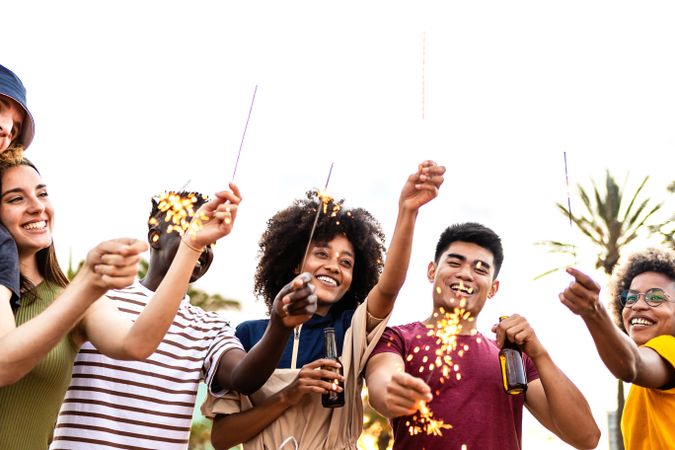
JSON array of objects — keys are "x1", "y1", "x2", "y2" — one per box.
[{"x1": 4, "y1": 1, "x2": 675, "y2": 448}]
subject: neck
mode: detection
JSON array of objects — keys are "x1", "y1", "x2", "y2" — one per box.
[
  {"x1": 140, "y1": 268, "x2": 167, "y2": 292},
  {"x1": 423, "y1": 306, "x2": 479, "y2": 335},
  {"x1": 19, "y1": 252, "x2": 43, "y2": 285}
]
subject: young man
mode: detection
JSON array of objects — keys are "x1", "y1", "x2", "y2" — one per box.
[
  {"x1": 560, "y1": 247, "x2": 675, "y2": 449},
  {"x1": 50, "y1": 191, "x2": 317, "y2": 450},
  {"x1": 0, "y1": 63, "x2": 35, "y2": 312},
  {"x1": 365, "y1": 222, "x2": 600, "y2": 450}
]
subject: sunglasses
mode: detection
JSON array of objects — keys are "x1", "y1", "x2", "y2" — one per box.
[{"x1": 619, "y1": 288, "x2": 673, "y2": 308}]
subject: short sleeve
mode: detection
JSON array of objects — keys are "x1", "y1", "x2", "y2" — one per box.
[
  {"x1": 524, "y1": 353, "x2": 540, "y2": 383},
  {"x1": 370, "y1": 326, "x2": 405, "y2": 359},
  {"x1": 203, "y1": 323, "x2": 245, "y2": 396},
  {"x1": 644, "y1": 335, "x2": 675, "y2": 368},
  {"x1": 0, "y1": 225, "x2": 20, "y2": 310}
]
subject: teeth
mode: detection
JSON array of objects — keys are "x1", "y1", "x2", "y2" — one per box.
[
  {"x1": 316, "y1": 275, "x2": 338, "y2": 286},
  {"x1": 450, "y1": 283, "x2": 473, "y2": 295},
  {"x1": 24, "y1": 221, "x2": 46, "y2": 230},
  {"x1": 630, "y1": 317, "x2": 653, "y2": 326}
]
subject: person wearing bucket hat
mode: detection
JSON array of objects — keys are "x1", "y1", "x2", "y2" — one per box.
[
  {"x1": 0, "y1": 63, "x2": 35, "y2": 328},
  {"x1": 0, "y1": 64, "x2": 34, "y2": 152}
]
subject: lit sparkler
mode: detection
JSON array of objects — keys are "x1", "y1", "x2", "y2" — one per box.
[
  {"x1": 405, "y1": 287, "x2": 476, "y2": 437},
  {"x1": 152, "y1": 191, "x2": 209, "y2": 237},
  {"x1": 299, "y1": 163, "x2": 335, "y2": 271}
]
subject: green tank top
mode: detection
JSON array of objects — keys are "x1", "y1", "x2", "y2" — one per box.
[{"x1": 0, "y1": 282, "x2": 77, "y2": 450}]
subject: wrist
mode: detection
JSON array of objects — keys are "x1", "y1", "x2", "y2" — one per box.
[{"x1": 181, "y1": 235, "x2": 205, "y2": 254}]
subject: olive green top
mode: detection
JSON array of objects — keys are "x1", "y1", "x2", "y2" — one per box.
[{"x1": 0, "y1": 282, "x2": 77, "y2": 450}]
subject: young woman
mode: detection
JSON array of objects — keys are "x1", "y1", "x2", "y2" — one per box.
[
  {"x1": 0, "y1": 156, "x2": 240, "y2": 450},
  {"x1": 561, "y1": 247, "x2": 675, "y2": 449},
  {"x1": 204, "y1": 161, "x2": 445, "y2": 450}
]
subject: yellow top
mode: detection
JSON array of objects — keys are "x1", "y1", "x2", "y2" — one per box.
[{"x1": 621, "y1": 335, "x2": 675, "y2": 450}]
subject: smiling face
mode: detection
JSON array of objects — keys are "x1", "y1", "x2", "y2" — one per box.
[
  {"x1": 0, "y1": 96, "x2": 25, "y2": 152},
  {"x1": 301, "y1": 234, "x2": 354, "y2": 315},
  {"x1": 621, "y1": 271, "x2": 675, "y2": 345},
  {"x1": 428, "y1": 241, "x2": 499, "y2": 328},
  {"x1": 0, "y1": 164, "x2": 53, "y2": 257}
]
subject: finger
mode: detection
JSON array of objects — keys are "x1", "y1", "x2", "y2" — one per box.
[
  {"x1": 302, "y1": 358, "x2": 338, "y2": 370},
  {"x1": 566, "y1": 267, "x2": 600, "y2": 292},
  {"x1": 94, "y1": 263, "x2": 140, "y2": 278},
  {"x1": 99, "y1": 253, "x2": 141, "y2": 267}
]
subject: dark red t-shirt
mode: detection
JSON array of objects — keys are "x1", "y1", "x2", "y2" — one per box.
[{"x1": 370, "y1": 322, "x2": 539, "y2": 450}]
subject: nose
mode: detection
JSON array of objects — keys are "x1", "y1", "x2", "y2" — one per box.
[
  {"x1": 628, "y1": 296, "x2": 650, "y2": 311},
  {"x1": 26, "y1": 195, "x2": 46, "y2": 214},
  {"x1": 456, "y1": 263, "x2": 474, "y2": 281}
]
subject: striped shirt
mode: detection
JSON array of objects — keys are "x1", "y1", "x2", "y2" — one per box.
[{"x1": 50, "y1": 280, "x2": 243, "y2": 450}]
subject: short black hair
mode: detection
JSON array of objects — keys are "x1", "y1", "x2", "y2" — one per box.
[
  {"x1": 608, "y1": 247, "x2": 675, "y2": 333},
  {"x1": 434, "y1": 222, "x2": 504, "y2": 278},
  {"x1": 254, "y1": 191, "x2": 386, "y2": 316}
]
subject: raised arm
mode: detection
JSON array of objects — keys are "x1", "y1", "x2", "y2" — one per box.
[
  {"x1": 560, "y1": 267, "x2": 673, "y2": 388},
  {"x1": 79, "y1": 184, "x2": 241, "y2": 360},
  {"x1": 367, "y1": 161, "x2": 445, "y2": 320},
  {"x1": 0, "y1": 238, "x2": 146, "y2": 386},
  {"x1": 494, "y1": 314, "x2": 600, "y2": 450}
]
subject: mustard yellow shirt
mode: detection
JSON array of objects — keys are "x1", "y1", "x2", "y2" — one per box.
[{"x1": 621, "y1": 335, "x2": 675, "y2": 450}]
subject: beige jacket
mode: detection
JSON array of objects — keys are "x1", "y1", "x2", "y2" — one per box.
[{"x1": 202, "y1": 299, "x2": 390, "y2": 450}]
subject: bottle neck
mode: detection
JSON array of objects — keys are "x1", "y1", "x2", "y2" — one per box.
[{"x1": 324, "y1": 328, "x2": 338, "y2": 359}]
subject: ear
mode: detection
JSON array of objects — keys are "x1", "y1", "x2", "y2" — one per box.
[
  {"x1": 487, "y1": 279, "x2": 500, "y2": 299},
  {"x1": 148, "y1": 228, "x2": 161, "y2": 250},
  {"x1": 427, "y1": 261, "x2": 436, "y2": 282}
]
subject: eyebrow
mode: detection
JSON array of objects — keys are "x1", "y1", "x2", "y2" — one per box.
[
  {"x1": 445, "y1": 253, "x2": 492, "y2": 270},
  {"x1": 315, "y1": 242, "x2": 355, "y2": 259},
  {"x1": 0, "y1": 183, "x2": 47, "y2": 200}
]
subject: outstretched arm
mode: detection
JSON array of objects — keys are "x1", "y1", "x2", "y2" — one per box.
[
  {"x1": 560, "y1": 267, "x2": 674, "y2": 388},
  {"x1": 0, "y1": 238, "x2": 146, "y2": 386},
  {"x1": 367, "y1": 161, "x2": 445, "y2": 320},
  {"x1": 365, "y1": 352, "x2": 432, "y2": 418},
  {"x1": 494, "y1": 315, "x2": 600, "y2": 450},
  {"x1": 213, "y1": 272, "x2": 318, "y2": 395},
  {"x1": 80, "y1": 184, "x2": 242, "y2": 360}
]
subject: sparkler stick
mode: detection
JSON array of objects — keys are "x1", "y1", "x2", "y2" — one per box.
[
  {"x1": 178, "y1": 179, "x2": 192, "y2": 192},
  {"x1": 422, "y1": 32, "x2": 426, "y2": 120},
  {"x1": 231, "y1": 85, "x2": 258, "y2": 182},
  {"x1": 299, "y1": 163, "x2": 334, "y2": 271},
  {"x1": 563, "y1": 151, "x2": 577, "y2": 264}
]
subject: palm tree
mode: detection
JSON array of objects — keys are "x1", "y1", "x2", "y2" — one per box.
[
  {"x1": 648, "y1": 180, "x2": 674, "y2": 249},
  {"x1": 538, "y1": 170, "x2": 665, "y2": 450}
]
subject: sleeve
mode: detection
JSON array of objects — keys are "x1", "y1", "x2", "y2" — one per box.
[
  {"x1": 200, "y1": 390, "x2": 248, "y2": 419},
  {"x1": 644, "y1": 335, "x2": 675, "y2": 368},
  {"x1": 370, "y1": 326, "x2": 405, "y2": 359},
  {"x1": 0, "y1": 225, "x2": 20, "y2": 310},
  {"x1": 203, "y1": 321, "x2": 245, "y2": 396},
  {"x1": 523, "y1": 353, "x2": 540, "y2": 383}
]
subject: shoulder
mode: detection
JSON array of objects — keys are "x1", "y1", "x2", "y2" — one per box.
[
  {"x1": 644, "y1": 335, "x2": 675, "y2": 367},
  {"x1": 235, "y1": 319, "x2": 270, "y2": 343}
]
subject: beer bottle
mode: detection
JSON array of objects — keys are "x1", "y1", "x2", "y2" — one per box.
[
  {"x1": 321, "y1": 327, "x2": 345, "y2": 408},
  {"x1": 498, "y1": 316, "x2": 527, "y2": 395}
]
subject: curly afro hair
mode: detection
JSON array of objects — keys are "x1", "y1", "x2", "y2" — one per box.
[
  {"x1": 608, "y1": 247, "x2": 675, "y2": 333},
  {"x1": 254, "y1": 191, "x2": 386, "y2": 316}
]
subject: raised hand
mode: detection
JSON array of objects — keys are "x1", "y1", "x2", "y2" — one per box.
[
  {"x1": 384, "y1": 372, "x2": 433, "y2": 417},
  {"x1": 85, "y1": 238, "x2": 149, "y2": 290},
  {"x1": 186, "y1": 182, "x2": 241, "y2": 248},
  {"x1": 399, "y1": 160, "x2": 446, "y2": 211},
  {"x1": 270, "y1": 272, "x2": 318, "y2": 329},
  {"x1": 559, "y1": 267, "x2": 603, "y2": 318},
  {"x1": 279, "y1": 358, "x2": 343, "y2": 406}
]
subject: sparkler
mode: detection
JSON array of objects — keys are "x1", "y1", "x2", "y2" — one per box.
[
  {"x1": 563, "y1": 151, "x2": 577, "y2": 264},
  {"x1": 299, "y1": 163, "x2": 335, "y2": 271},
  {"x1": 231, "y1": 85, "x2": 258, "y2": 182},
  {"x1": 403, "y1": 285, "x2": 476, "y2": 437},
  {"x1": 152, "y1": 191, "x2": 209, "y2": 237}
]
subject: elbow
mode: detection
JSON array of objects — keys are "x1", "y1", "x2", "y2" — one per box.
[
  {"x1": 578, "y1": 427, "x2": 601, "y2": 450},
  {"x1": 211, "y1": 419, "x2": 237, "y2": 450}
]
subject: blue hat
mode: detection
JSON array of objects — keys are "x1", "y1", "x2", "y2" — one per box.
[{"x1": 0, "y1": 64, "x2": 35, "y2": 149}]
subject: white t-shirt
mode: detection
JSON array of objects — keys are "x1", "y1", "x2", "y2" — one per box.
[{"x1": 50, "y1": 280, "x2": 242, "y2": 450}]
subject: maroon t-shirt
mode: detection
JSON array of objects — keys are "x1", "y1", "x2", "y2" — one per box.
[{"x1": 370, "y1": 322, "x2": 539, "y2": 450}]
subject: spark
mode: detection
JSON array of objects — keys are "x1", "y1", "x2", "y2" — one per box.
[{"x1": 152, "y1": 191, "x2": 209, "y2": 237}]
